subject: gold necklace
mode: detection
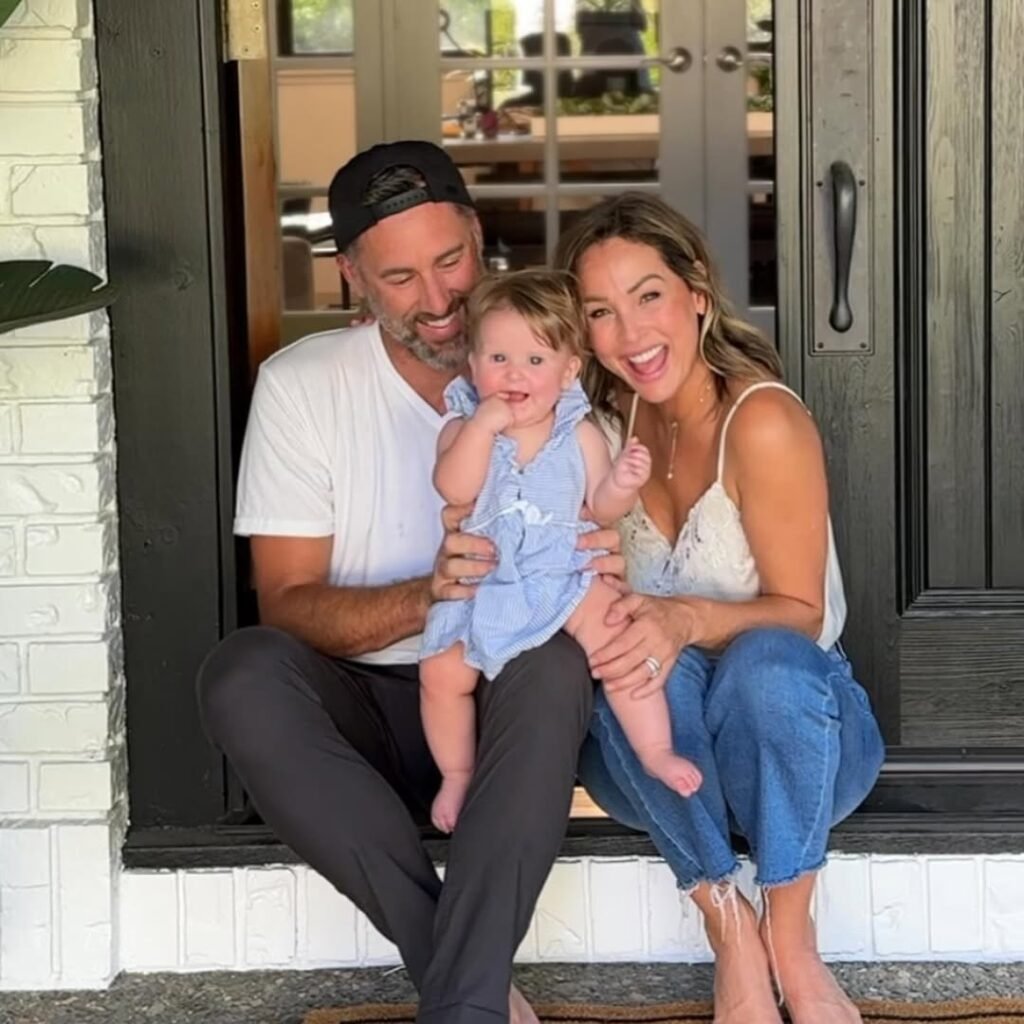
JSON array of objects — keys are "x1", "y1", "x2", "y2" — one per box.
[
  {"x1": 666, "y1": 420, "x2": 680, "y2": 480},
  {"x1": 665, "y1": 378, "x2": 714, "y2": 481}
]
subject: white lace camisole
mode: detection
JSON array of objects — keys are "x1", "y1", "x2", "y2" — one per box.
[{"x1": 613, "y1": 381, "x2": 847, "y2": 650}]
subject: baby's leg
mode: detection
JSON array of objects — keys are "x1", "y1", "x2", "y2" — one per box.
[
  {"x1": 420, "y1": 644, "x2": 480, "y2": 833},
  {"x1": 566, "y1": 579, "x2": 702, "y2": 798}
]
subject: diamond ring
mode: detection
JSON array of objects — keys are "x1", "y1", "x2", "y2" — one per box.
[{"x1": 643, "y1": 655, "x2": 662, "y2": 678}]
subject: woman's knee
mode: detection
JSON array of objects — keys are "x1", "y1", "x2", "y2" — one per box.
[{"x1": 709, "y1": 627, "x2": 835, "y2": 733}]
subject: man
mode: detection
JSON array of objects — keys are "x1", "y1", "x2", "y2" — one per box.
[{"x1": 197, "y1": 141, "x2": 619, "y2": 1024}]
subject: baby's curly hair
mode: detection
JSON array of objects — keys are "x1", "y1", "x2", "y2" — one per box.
[{"x1": 466, "y1": 269, "x2": 586, "y2": 358}]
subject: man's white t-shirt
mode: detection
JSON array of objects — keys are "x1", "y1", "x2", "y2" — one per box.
[{"x1": 234, "y1": 324, "x2": 446, "y2": 665}]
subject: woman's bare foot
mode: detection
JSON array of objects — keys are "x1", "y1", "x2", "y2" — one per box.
[
  {"x1": 761, "y1": 917, "x2": 861, "y2": 1024},
  {"x1": 431, "y1": 771, "x2": 471, "y2": 833},
  {"x1": 693, "y1": 884, "x2": 783, "y2": 1024},
  {"x1": 509, "y1": 983, "x2": 541, "y2": 1024},
  {"x1": 642, "y1": 750, "x2": 703, "y2": 797},
  {"x1": 711, "y1": 938, "x2": 784, "y2": 1024}
]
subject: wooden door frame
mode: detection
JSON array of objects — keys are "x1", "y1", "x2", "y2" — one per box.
[{"x1": 94, "y1": 0, "x2": 241, "y2": 830}]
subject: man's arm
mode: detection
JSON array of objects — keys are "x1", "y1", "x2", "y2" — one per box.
[{"x1": 252, "y1": 535, "x2": 431, "y2": 659}]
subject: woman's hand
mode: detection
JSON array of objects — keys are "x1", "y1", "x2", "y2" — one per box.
[
  {"x1": 430, "y1": 503, "x2": 497, "y2": 602},
  {"x1": 590, "y1": 594, "x2": 701, "y2": 698},
  {"x1": 577, "y1": 525, "x2": 628, "y2": 591}
]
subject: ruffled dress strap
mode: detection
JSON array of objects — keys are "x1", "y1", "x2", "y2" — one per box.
[
  {"x1": 551, "y1": 379, "x2": 592, "y2": 441},
  {"x1": 443, "y1": 375, "x2": 480, "y2": 418}
]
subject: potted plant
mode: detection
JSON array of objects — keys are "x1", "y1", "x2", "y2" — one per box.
[
  {"x1": 0, "y1": 262, "x2": 117, "y2": 335},
  {"x1": 0, "y1": 4, "x2": 117, "y2": 333}
]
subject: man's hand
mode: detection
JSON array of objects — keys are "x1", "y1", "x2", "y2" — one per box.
[
  {"x1": 611, "y1": 437, "x2": 652, "y2": 490},
  {"x1": 430, "y1": 503, "x2": 497, "y2": 602}
]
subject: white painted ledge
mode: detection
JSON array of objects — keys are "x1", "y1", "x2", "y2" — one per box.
[{"x1": 114, "y1": 854, "x2": 1024, "y2": 976}]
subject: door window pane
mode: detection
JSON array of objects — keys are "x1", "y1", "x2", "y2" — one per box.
[
  {"x1": 477, "y1": 196, "x2": 548, "y2": 271},
  {"x1": 280, "y1": 198, "x2": 351, "y2": 312},
  {"x1": 746, "y1": 0, "x2": 775, "y2": 310},
  {"x1": 556, "y1": 66, "x2": 659, "y2": 184},
  {"x1": 440, "y1": 0, "x2": 522, "y2": 57},
  {"x1": 280, "y1": 0, "x2": 354, "y2": 55},
  {"x1": 567, "y1": 0, "x2": 660, "y2": 62},
  {"x1": 441, "y1": 69, "x2": 545, "y2": 184},
  {"x1": 277, "y1": 68, "x2": 357, "y2": 190}
]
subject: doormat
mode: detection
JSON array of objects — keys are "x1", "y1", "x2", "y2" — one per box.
[{"x1": 303, "y1": 999, "x2": 1024, "y2": 1024}]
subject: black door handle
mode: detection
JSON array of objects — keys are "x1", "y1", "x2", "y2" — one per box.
[{"x1": 828, "y1": 161, "x2": 857, "y2": 333}]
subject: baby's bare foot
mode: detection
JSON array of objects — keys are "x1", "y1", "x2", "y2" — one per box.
[
  {"x1": 509, "y1": 983, "x2": 540, "y2": 1024},
  {"x1": 642, "y1": 750, "x2": 703, "y2": 797},
  {"x1": 431, "y1": 772, "x2": 471, "y2": 833}
]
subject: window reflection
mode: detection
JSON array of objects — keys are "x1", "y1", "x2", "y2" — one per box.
[
  {"x1": 279, "y1": 0, "x2": 354, "y2": 56},
  {"x1": 476, "y1": 197, "x2": 548, "y2": 271},
  {"x1": 270, "y1": 1, "x2": 778, "y2": 325},
  {"x1": 747, "y1": 0, "x2": 775, "y2": 311},
  {"x1": 277, "y1": 68, "x2": 357, "y2": 190},
  {"x1": 279, "y1": 197, "x2": 350, "y2": 311},
  {"x1": 439, "y1": 2, "x2": 659, "y2": 105}
]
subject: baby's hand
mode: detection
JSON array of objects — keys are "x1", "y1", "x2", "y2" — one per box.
[
  {"x1": 612, "y1": 437, "x2": 652, "y2": 490},
  {"x1": 475, "y1": 393, "x2": 515, "y2": 434}
]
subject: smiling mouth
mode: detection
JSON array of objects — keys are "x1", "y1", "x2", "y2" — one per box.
[
  {"x1": 419, "y1": 311, "x2": 458, "y2": 330},
  {"x1": 626, "y1": 344, "x2": 668, "y2": 379},
  {"x1": 501, "y1": 391, "x2": 529, "y2": 403}
]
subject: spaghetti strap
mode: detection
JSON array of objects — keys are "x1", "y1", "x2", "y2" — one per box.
[{"x1": 715, "y1": 380, "x2": 804, "y2": 481}]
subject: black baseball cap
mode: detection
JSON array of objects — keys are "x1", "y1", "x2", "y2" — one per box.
[{"x1": 327, "y1": 140, "x2": 475, "y2": 252}]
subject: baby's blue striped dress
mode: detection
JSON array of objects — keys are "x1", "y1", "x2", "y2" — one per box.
[{"x1": 421, "y1": 377, "x2": 598, "y2": 680}]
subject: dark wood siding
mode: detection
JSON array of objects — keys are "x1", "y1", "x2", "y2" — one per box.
[
  {"x1": 95, "y1": 0, "x2": 238, "y2": 827},
  {"x1": 991, "y1": 0, "x2": 1024, "y2": 588},
  {"x1": 887, "y1": 0, "x2": 1024, "y2": 747}
]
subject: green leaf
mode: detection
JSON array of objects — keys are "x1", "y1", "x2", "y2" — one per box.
[
  {"x1": 0, "y1": 261, "x2": 117, "y2": 334},
  {"x1": 0, "y1": 0, "x2": 22, "y2": 30}
]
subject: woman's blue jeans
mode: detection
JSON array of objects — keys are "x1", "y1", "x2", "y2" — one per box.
[{"x1": 578, "y1": 626, "x2": 885, "y2": 888}]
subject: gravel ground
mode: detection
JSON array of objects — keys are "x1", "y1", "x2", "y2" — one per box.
[{"x1": 4, "y1": 962, "x2": 1024, "y2": 1024}]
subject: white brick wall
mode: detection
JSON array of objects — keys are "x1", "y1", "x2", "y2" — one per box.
[
  {"x1": 0, "y1": 0, "x2": 124, "y2": 991},
  {"x1": 116, "y1": 854, "x2": 1024, "y2": 973}
]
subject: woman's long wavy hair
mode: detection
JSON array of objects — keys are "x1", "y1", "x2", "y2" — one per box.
[{"x1": 554, "y1": 192, "x2": 783, "y2": 422}]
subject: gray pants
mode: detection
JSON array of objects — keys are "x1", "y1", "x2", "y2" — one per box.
[{"x1": 196, "y1": 626, "x2": 592, "y2": 1024}]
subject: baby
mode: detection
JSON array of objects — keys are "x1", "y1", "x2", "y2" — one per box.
[{"x1": 420, "y1": 269, "x2": 702, "y2": 832}]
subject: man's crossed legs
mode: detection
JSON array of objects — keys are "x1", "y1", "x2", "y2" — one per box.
[{"x1": 197, "y1": 626, "x2": 592, "y2": 1024}]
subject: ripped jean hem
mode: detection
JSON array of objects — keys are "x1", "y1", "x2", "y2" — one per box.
[
  {"x1": 755, "y1": 853, "x2": 828, "y2": 890},
  {"x1": 676, "y1": 862, "x2": 742, "y2": 898}
]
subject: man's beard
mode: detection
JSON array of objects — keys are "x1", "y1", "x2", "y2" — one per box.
[{"x1": 366, "y1": 293, "x2": 470, "y2": 372}]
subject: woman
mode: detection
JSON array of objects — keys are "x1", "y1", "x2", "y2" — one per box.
[{"x1": 555, "y1": 193, "x2": 885, "y2": 1024}]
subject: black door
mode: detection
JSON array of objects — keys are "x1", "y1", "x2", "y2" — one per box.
[{"x1": 785, "y1": 0, "x2": 1024, "y2": 820}]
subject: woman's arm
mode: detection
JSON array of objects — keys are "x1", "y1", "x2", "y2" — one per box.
[
  {"x1": 591, "y1": 389, "x2": 830, "y2": 693},
  {"x1": 721, "y1": 387, "x2": 829, "y2": 640}
]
